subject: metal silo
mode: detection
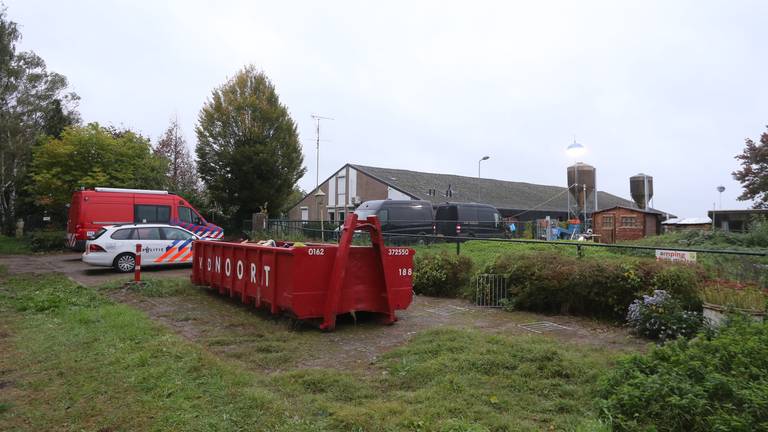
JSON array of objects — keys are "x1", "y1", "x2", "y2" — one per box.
[
  {"x1": 567, "y1": 163, "x2": 596, "y2": 209},
  {"x1": 630, "y1": 173, "x2": 653, "y2": 209}
]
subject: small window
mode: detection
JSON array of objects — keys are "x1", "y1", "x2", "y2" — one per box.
[
  {"x1": 135, "y1": 205, "x2": 171, "y2": 224},
  {"x1": 110, "y1": 228, "x2": 135, "y2": 240},
  {"x1": 378, "y1": 209, "x2": 389, "y2": 223},
  {"x1": 621, "y1": 216, "x2": 638, "y2": 227},
  {"x1": 178, "y1": 206, "x2": 192, "y2": 224},
  {"x1": 602, "y1": 215, "x2": 614, "y2": 228},
  {"x1": 162, "y1": 227, "x2": 195, "y2": 240},
  {"x1": 136, "y1": 227, "x2": 162, "y2": 240}
]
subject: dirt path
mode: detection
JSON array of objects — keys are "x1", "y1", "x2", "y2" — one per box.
[
  {"x1": 1, "y1": 252, "x2": 645, "y2": 373},
  {"x1": 0, "y1": 252, "x2": 192, "y2": 286},
  {"x1": 110, "y1": 286, "x2": 644, "y2": 373}
]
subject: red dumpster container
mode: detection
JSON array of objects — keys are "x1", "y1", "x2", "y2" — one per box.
[{"x1": 191, "y1": 213, "x2": 414, "y2": 330}]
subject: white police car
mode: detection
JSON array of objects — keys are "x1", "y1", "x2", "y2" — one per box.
[{"x1": 82, "y1": 224, "x2": 199, "y2": 272}]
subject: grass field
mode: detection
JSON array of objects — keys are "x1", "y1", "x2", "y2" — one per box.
[
  {"x1": 0, "y1": 236, "x2": 31, "y2": 254},
  {"x1": 0, "y1": 274, "x2": 619, "y2": 431}
]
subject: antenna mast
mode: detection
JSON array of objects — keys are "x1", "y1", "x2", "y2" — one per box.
[{"x1": 311, "y1": 114, "x2": 334, "y2": 188}]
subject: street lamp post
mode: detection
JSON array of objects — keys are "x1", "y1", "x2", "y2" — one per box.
[
  {"x1": 478, "y1": 155, "x2": 490, "y2": 178},
  {"x1": 314, "y1": 189, "x2": 326, "y2": 242},
  {"x1": 717, "y1": 185, "x2": 725, "y2": 209}
]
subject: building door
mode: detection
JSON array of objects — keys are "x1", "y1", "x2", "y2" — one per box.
[{"x1": 601, "y1": 213, "x2": 615, "y2": 243}]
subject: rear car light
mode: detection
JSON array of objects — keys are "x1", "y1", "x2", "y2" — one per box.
[{"x1": 89, "y1": 244, "x2": 106, "y2": 253}]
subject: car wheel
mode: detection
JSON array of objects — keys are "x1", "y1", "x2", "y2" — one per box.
[
  {"x1": 114, "y1": 253, "x2": 136, "y2": 273},
  {"x1": 417, "y1": 232, "x2": 428, "y2": 245}
]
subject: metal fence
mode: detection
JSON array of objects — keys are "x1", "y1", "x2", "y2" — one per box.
[
  {"x1": 246, "y1": 218, "x2": 768, "y2": 289},
  {"x1": 474, "y1": 274, "x2": 508, "y2": 307}
]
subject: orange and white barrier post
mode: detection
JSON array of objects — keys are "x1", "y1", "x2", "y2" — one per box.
[{"x1": 134, "y1": 243, "x2": 142, "y2": 282}]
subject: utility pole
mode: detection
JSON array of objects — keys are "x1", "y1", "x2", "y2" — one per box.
[
  {"x1": 311, "y1": 114, "x2": 333, "y2": 241},
  {"x1": 311, "y1": 114, "x2": 334, "y2": 189}
]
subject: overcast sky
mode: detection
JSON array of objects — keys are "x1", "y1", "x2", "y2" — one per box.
[{"x1": 6, "y1": 0, "x2": 768, "y2": 217}]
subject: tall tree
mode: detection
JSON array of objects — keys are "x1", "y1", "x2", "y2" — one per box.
[
  {"x1": 154, "y1": 118, "x2": 199, "y2": 197},
  {"x1": 28, "y1": 123, "x2": 167, "y2": 214},
  {"x1": 733, "y1": 126, "x2": 768, "y2": 209},
  {"x1": 0, "y1": 6, "x2": 79, "y2": 232},
  {"x1": 196, "y1": 66, "x2": 306, "y2": 221}
]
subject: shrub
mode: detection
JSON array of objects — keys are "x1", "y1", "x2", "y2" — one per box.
[
  {"x1": 413, "y1": 252, "x2": 473, "y2": 297},
  {"x1": 650, "y1": 265, "x2": 704, "y2": 310},
  {"x1": 484, "y1": 252, "x2": 703, "y2": 319},
  {"x1": 600, "y1": 317, "x2": 768, "y2": 431},
  {"x1": 28, "y1": 230, "x2": 65, "y2": 252},
  {"x1": 626, "y1": 290, "x2": 704, "y2": 341}
]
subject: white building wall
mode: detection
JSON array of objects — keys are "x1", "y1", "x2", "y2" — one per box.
[
  {"x1": 387, "y1": 187, "x2": 411, "y2": 200},
  {"x1": 327, "y1": 174, "x2": 336, "y2": 206},
  {"x1": 348, "y1": 168, "x2": 357, "y2": 205}
]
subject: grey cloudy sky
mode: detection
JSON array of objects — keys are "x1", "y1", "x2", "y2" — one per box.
[{"x1": 6, "y1": 0, "x2": 768, "y2": 217}]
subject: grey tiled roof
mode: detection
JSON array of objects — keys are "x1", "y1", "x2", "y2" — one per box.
[{"x1": 351, "y1": 164, "x2": 659, "y2": 216}]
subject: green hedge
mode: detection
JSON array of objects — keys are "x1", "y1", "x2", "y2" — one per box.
[
  {"x1": 28, "y1": 230, "x2": 66, "y2": 252},
  {"x1": 412, "y1": 252, "x2": 473, "y2": 297},
  {"x1": 600, "y1": 318, "x2": 768, "y2": 431},
  {"x1": 484, "y1": 252, "x2": 703, "y2": 319}
]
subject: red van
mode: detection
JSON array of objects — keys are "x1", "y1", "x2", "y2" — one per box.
[{"x1": 67, "y1": 187, "x2": 223, "y2": 251}]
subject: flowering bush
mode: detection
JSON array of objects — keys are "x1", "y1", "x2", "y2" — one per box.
[{"x1": 627, "y1": 290, "x2": 704, "y2": 341}]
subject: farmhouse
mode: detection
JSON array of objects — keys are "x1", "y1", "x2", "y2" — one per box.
[{"x1": 287, "y1": 164, "x2": 649, "y2": 223}]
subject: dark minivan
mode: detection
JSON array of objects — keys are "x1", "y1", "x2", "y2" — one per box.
[
  {"x1": 354, "y1": 200, "x2": 434, "y2": 240},
  {"x1": 434, "y1": 203, "x2": 506, "y2": 238}
]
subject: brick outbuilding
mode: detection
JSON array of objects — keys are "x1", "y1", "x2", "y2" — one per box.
[{"x1": 592, "y1": 206, "x2": 665, "y2": 243}]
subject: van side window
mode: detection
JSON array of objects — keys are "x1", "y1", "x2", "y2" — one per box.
[
  {"x1": 178, "y1": 206, "x2": 202, "y2": 225},
  {"x1": 135, "y1": 205, "x2": 171, "y2": 224},
  {"x1": 378, "y1": 209, "x2": 389, "y2": 223}
]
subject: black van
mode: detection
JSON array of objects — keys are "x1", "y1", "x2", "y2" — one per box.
[
  {"x1": 354, "y1": 200, "x2": 434, "y2": 240},
  {"x1": 434, "y1": 203, "x2": 506, "y2": 238}
]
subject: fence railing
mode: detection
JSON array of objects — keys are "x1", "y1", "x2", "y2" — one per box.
[
  {"x1": 245, "y1": 219, "x2": 768, "y2": 288},
  {"x1": 474, "y1": 274, "x2": 508, "y2": 307}
]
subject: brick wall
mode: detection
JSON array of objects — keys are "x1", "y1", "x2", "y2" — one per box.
[{"x1": 594, "y1": 207, "x2": 657, "y2": 243}]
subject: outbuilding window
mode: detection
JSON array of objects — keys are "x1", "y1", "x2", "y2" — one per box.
[
  {"x1": 602, "y1": 215, "x2": 614, "y2": 228},
  {"x1": 621, "y1": 216, "x2": 638, "y2": 227}
]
